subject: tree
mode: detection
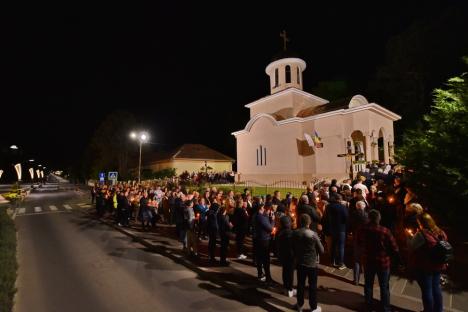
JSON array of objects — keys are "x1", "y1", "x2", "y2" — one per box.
[
  {"x1": 368, "y1": 4, "x2": 468, "y2": 138},
  {"x1": 83, "y1": 110, "x2": 137, "y2": 180},
  {"x1": 397, "y1": 59, "x2": 468, "y2": 236}
]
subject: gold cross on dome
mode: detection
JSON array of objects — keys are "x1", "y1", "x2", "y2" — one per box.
[{"x1": 280, "y1": 30, "x2": 289, "y2": 51}]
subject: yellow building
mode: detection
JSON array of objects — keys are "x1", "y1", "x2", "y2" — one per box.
[{"x1": 144, "y1": 144, "x2": 234, "y2": 175}]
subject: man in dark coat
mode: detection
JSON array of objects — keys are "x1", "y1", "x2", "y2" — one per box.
[
  {"x1": 297, "y1": 195, "x2": 321, "y2": 232},
  {"x1": 255, "y1": 203, "x2": 274, "y2": 283},
  {"x1": 206, "y1": 201, "x2": 219, "y2": 263},
  {"x1": 326, "y1": 193, "x2": 349, "y2": 269},
  {"x1": 293, "y1": 214, "x2": 324, "y2": 312},
  {"x1": 276, "y1": 214, "x2": 295, "y2": 297},
  {"x1": 217, "y1": 205, "x2": 232, "y2": 266}
]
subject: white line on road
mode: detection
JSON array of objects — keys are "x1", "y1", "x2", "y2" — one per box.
[
  {"x1": 49, "y1": 205, "x2": 58, "y2": 211},
  {"x1": 18, "y1": 208, "x2": 26, "y2": 214},
  {"x1": 63, "y1": 204, "x2": 72, "y2": 210},
  {"x1": 34, "y1": 206, "x2": 42, "y2": 213}
]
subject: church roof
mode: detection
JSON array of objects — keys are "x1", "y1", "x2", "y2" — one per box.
[
  {"x1": 296, "y1": 97, "x2": 352, "y2": 118},
  {"x1": 146, "y1": 144, "x2": 234, "y2": 164}
]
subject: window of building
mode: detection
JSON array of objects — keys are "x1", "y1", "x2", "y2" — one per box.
[
  {"x1": 256, "y1": 145, "x2": 267, "y2": 166},
  {"x1": 274, "y1": 68, "x2": 279, "y2": 87},
  {"x1": 285, "y1": 65, "x2": 291, "y2": 83},
  {"x1": 297, "y1": 67, "x2": 300, "y2": 84}
]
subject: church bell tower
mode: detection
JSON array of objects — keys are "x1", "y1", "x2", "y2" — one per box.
[{"x1": 265, "y1": 30, "x2": 306, "y2": 95}]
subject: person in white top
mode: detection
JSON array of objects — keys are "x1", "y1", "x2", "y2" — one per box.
[{"x1": 353, "y1": 176, "x2": 369, "y2": 195}]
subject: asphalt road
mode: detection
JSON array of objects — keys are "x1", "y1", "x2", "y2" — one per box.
[{"x1": 14, "y1": 190, "x2": 260, "y2": 312}]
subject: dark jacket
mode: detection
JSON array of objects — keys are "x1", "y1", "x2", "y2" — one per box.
[
  {"x1": 350, "y1": 207, "x2": 368, "y2": 234},
  {"x1": 255, "y1": 212, "x2": 274, "y2": 241},
  {"x1": 217, "y1": 213, "x2": 231, "y2": 238},
  {"x1": 292, "y1": 227, "x2": 324, "y2": 268},
  {"x1": 232, "y1": 207, "x2": 249, "y2": 234},
  {"x1": 326, "y1": 202, "x2": 349, "y2": 233},
  {"x1": 297, "y1": 203, "x2": 321, "y2": 232},
  {"x1": 276, "y1": 215, "x2": 294, "y2": 264},
  {"x1": 206, "y1": 203, "x2": 219, "y2": 233}
]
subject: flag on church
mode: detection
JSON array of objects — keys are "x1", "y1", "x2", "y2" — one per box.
[
  {"x1": 304, "y1": 133, "x2": 314, "y2": 147},
  {"x1": 313, "y1": 130, "x2": 323, "y2": 148}
]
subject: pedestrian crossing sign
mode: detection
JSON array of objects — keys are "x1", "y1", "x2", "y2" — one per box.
[
  {"x1": 108, "y1": 172, "x2": 118, "y2": 180},
  {"x1": 99, "y1": 172, "x2": 105, "y2": 182}
]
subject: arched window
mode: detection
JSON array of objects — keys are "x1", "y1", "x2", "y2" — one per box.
[
  {"x1": 297, "y1": 67, "x2": 300, "y2": 84},
  {"x1": 285, "y1": 65, "x2": 291, "y2": 83},
  {"x1": 274, "y1": 68, "x2": 279, "y2": 87}
]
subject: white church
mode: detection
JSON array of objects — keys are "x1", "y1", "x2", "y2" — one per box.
[{"x1": 232, "y1": 46, "x2": 401, "y2": 184}]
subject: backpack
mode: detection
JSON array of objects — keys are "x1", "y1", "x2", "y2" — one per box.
[{"x1": 424, "y1": 230, "x2": 453, "y2": 264}]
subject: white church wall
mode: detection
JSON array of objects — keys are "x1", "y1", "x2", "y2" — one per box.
[
  {"x1": 302, "y1": 115, "x2": 348, "y2": 178},
  {"x1": 236, "y1": 116, "x2": 304, "y2": 183}
]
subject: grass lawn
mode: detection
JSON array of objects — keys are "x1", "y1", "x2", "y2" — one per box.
[
  {"x1": 200, "y1": 184, "x2": 306, "y2": 198},
  {"x1": 0, "y1": 207, "x2": 17, "y2": 312}
]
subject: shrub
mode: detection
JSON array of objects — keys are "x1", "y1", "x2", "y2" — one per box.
[{"x1": 0, "y1": 208, "x2": 17, "y2": 311}]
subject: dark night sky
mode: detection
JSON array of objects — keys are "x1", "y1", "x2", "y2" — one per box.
[{"x1": 1, "y1": 1, "x2": 467, "y2": 173}]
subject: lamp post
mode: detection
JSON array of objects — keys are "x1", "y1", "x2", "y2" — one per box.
[{"x1": 130, "y1": 131, "x2": 149, "y2": 183}]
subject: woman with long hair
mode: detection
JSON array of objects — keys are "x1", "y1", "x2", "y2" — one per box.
[{"x1": 407, "y1": 212, "x2": 448, "y2": 312}]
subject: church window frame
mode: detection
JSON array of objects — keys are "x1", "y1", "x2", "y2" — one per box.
[
  {"x1": 274, "y1": 68, "x2": 279, "y2": 87},
  {"x1": 285, "y1": 65, "x2": 291, "y2": 83}
]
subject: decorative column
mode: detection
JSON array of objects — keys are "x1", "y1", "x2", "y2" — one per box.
[
  {"x1": 365, "y1": 134, "x2": 372, "y2": 163},
  {"x1": 388, "y1": 140, "x2": 395, "y2": 163},
  {"x1": 383, "y1": 136, "x2": 390, "y2": 164}
]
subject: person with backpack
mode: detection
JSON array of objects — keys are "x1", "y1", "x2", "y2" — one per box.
[{"x1": 407, "y1": 212, "x2": 451, "y2": 312}]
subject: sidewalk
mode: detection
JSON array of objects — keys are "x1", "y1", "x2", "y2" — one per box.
[{"x1": 90, "y1": 211, "x2": 465, "y2": 311}]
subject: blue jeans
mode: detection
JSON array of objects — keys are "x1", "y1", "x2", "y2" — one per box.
[
  {"x1": 364, "y1": 267, "x2": 390, "y2": 312},
  {"x1": 331, "y1": 231, "x2": 346, "y2": 266},
  {"x1": 417, "y1": 271, "x2": 443, "y2": 312}
]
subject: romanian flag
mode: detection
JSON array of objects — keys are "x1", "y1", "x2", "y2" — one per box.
[{"x1": 313, "y1": 131, "x2": 323, "y2": 148}]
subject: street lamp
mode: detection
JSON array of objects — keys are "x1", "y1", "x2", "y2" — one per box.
[
  {"x1": 129, "y1": 131, "x2": 149, "y2": 183},
  {"x1": 10, "y1": 145, "x2": 18, "y2": 150}
]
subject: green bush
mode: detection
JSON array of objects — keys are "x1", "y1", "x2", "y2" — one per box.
[{"x1": 0, "y1": 208, "x2": 17, "y2": 311}]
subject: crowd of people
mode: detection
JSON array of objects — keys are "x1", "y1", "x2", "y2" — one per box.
[{"x1": 91, "y1": 171, "x2": 451, "y2": 312}]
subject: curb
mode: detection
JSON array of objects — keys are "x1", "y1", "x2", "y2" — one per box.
[{"x1": 92, "y1": 214, "x2": 289, "y2": 312}]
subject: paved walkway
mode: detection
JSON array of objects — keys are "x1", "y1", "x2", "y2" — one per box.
[{"x1": 91, "y1": 211, "x2": 466, "y2": 311}]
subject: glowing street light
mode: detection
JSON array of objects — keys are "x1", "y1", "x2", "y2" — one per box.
[
  {"x1": 14, "y1": 163, "x2": 22, "y2": 181},
  {"x1": 10, "y1": 145, "x2": 18, "y2": 150},
  {"x1": 129, "y1": 131, "x2": 150, "y2": 183},
  {"x1": 29, "y1": 159, "x2": 35, "y2": 162}
]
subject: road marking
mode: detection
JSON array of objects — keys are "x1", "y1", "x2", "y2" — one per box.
[
  {"x1": 49, "y1": 205, "x2": 58, "y2": 211},
  {"x1": 63, "y1": 204, "x2": 72, "y2": 210},
  {"x1": 18, "y1": 208, "x2": 26, "y2": 214},
  {"x1": 34, "y1": 206, "x2": 42, "y2": 213}
]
